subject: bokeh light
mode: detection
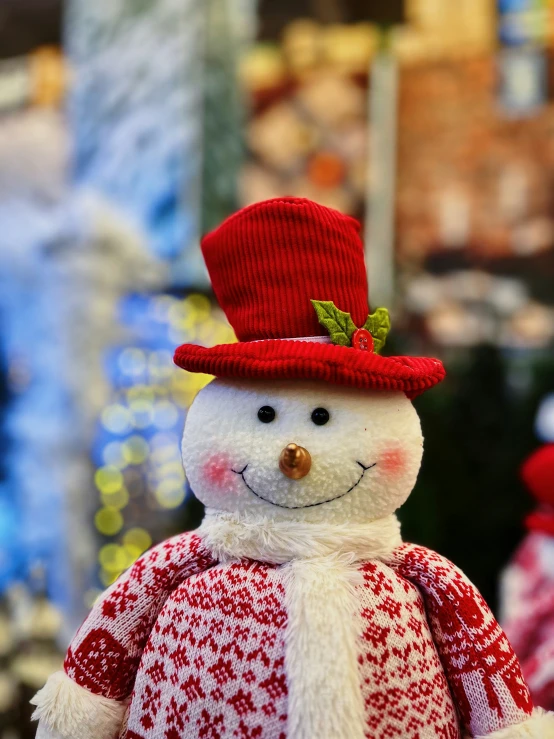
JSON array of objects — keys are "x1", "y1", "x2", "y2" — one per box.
[
  {"x1": 91, "y1": 293, "x2": 236, "y2": 588},
  {"x1": 536, "y1": 393, "x2": 554, "y2": 442},
  {"x1": 101, "y1": 404, "x2": 133, "y2": 435},
  {"x1": 122, "y1": 436, "x2": 150, "y2": 465},
  {"x1": 94, "y1": 466, "x2": 123, "y2": 495},
  {"x1": 100, "y1": 486, "x2": 129, "y2": 510},
  {"x1": 123, "y1": 527, "x2": 152, "y2": 553},
  {"x1": 94, "y1": 507, "x2": 124, "y2": 536}
]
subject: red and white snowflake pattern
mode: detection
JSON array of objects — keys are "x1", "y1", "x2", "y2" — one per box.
[
  {"x1": 390, "y1": 544, "x2": 533, "y2": 737},
  {"x1": 123, "y1": 562, "x2": 288, "y2": 739},
  {"x1": 357, "y1": 560, "x2": 459, "y2": 738},
  {"x1": 64, "y1": 533, "x2": 216, "y2": 701},
  {"x1": 501, "y1": 531, "x2": 554, "y2": 711},
  {"x1": 61, "y1": 533, "x2": 535, "y2": 738}
]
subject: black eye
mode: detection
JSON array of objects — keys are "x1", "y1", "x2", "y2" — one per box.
[
  {"x1": 258, "y1": 405, "x2": 276, "y2": 423},
  {"x1": 311, "y1": 407, "x2": 330, "y2": 426}
]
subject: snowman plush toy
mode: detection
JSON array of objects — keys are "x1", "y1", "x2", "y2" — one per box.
[
  {"x1": 33, "y1": 198, "x2": 554, "y2": 739},
  {"x1": 501, "y1": 444, "x2": 554, "y2": 712}
]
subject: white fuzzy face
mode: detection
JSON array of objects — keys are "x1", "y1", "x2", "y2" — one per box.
[{"x1": 182, "y1": 378, "x2": 423, "y2": 524}]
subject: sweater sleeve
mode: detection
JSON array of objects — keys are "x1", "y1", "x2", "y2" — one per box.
[
  {"x1": 31, "y1": 531, "x2": 216, "y2": 739},
  {"x1": 388, "y1": 543, "x2": 554, "y2": 739}
]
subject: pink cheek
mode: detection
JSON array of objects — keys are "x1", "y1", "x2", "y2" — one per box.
[
  {"x1": 202, "y1": 454, "x2": 236, "y2": 489},
  {"x1": 378, "y1": 446, "x2": 407, "y2": 477}
]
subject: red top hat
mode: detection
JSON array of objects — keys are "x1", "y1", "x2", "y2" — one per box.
[
  {"x1": 174, "y1": 197, "x2": 445, "y2": 398},
  {"x1": 521, "y1": 444, "x2": 554, "y2": 535},
  {"x1": 521, "y1": 444, "x2": 554, "y2": 505}
]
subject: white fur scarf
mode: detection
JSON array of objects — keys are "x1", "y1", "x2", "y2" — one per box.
[
  {"x1": 198, "y1": 510, "x2": 402, "y2": 564},
  {"x1": 282, "y1": 552, "x2": 366, "y2": 739},
  {"x1": 200, "y1": 512, "x2": 402, "y2": 739}
]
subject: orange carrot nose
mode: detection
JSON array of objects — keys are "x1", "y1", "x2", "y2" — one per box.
[{"x1": 279, "y1": 443, "x2": 312, "y2": 480}]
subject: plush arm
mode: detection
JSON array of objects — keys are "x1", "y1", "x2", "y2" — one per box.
[
  {"x1": 389, "y1": 543, "x2": 554, "y2": 739},
  {"x1": 31, "y1": 531, "x2": 216, "y2": 739}
]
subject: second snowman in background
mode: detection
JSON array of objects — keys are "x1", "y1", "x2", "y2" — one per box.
[{"x1": 501, "y1": 443, "x2": 554, "y2": 713}]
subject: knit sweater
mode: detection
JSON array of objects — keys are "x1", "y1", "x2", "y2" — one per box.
[
  {"x1": 501, "y1": 529, "x2": 554, "y2": 711},
  {"x1": 33, "y1": 515, "x2": 552, "y2": 739}
]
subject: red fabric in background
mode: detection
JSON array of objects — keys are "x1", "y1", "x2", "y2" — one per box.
[
  {"x1": 521, "y1": 444, "x2": 554, "y2": 506},
  {"x1": 526, "y1": 510, "x2": 554, "y2": 536}
]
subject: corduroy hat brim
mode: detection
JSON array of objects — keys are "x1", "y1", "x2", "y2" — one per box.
[{"x1": 173, "y1": 339, "x2": 445, "y2": 399}]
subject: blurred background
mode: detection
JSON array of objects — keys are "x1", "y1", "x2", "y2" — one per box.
[{"x1": 0, "y1": 0, "x2": 554, "y2": 734}]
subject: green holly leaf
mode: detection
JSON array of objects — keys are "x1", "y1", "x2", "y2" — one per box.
[
  {"x1": 311, "y1": 300, "x2": 357, "y2": 347},
  {"x1": 362, "y1": 307, "x2": 390, "y2": 354}
]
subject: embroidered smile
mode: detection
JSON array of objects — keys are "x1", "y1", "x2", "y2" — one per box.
[{"x1": 231, "y1": 461, "x2": 376, "y2": 509}]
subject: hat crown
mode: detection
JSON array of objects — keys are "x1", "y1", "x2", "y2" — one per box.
[{"x1": 201, "y1": 198, "x2": 370, "y2": 343}]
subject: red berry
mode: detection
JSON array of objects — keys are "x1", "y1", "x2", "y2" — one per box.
[{"x1": 352, "y1": 328, "x2": 374, "y2": 352}]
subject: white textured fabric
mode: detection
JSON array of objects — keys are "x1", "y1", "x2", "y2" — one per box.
[
  {"x1": 31, "y1": 670, "x2": 125, "y2": 739},
  {"x1": 282, "y1": 554, "x2": 366, "y2": 739},
  {"x1": 252, "y1": 336, "x2": 332, "y2": 343},
  {"x1": 474, "y1": 708, "x2": 554, "y2": 738},
  {"x1": 199, "y1": 509, "x2": 402, "y2": 564},
  {"x1": 183, "y1": 379, "x2": 423, "y2": 524},
  {"x1": 35, "y1": 724, "x2": 64, "y2": 739}
]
